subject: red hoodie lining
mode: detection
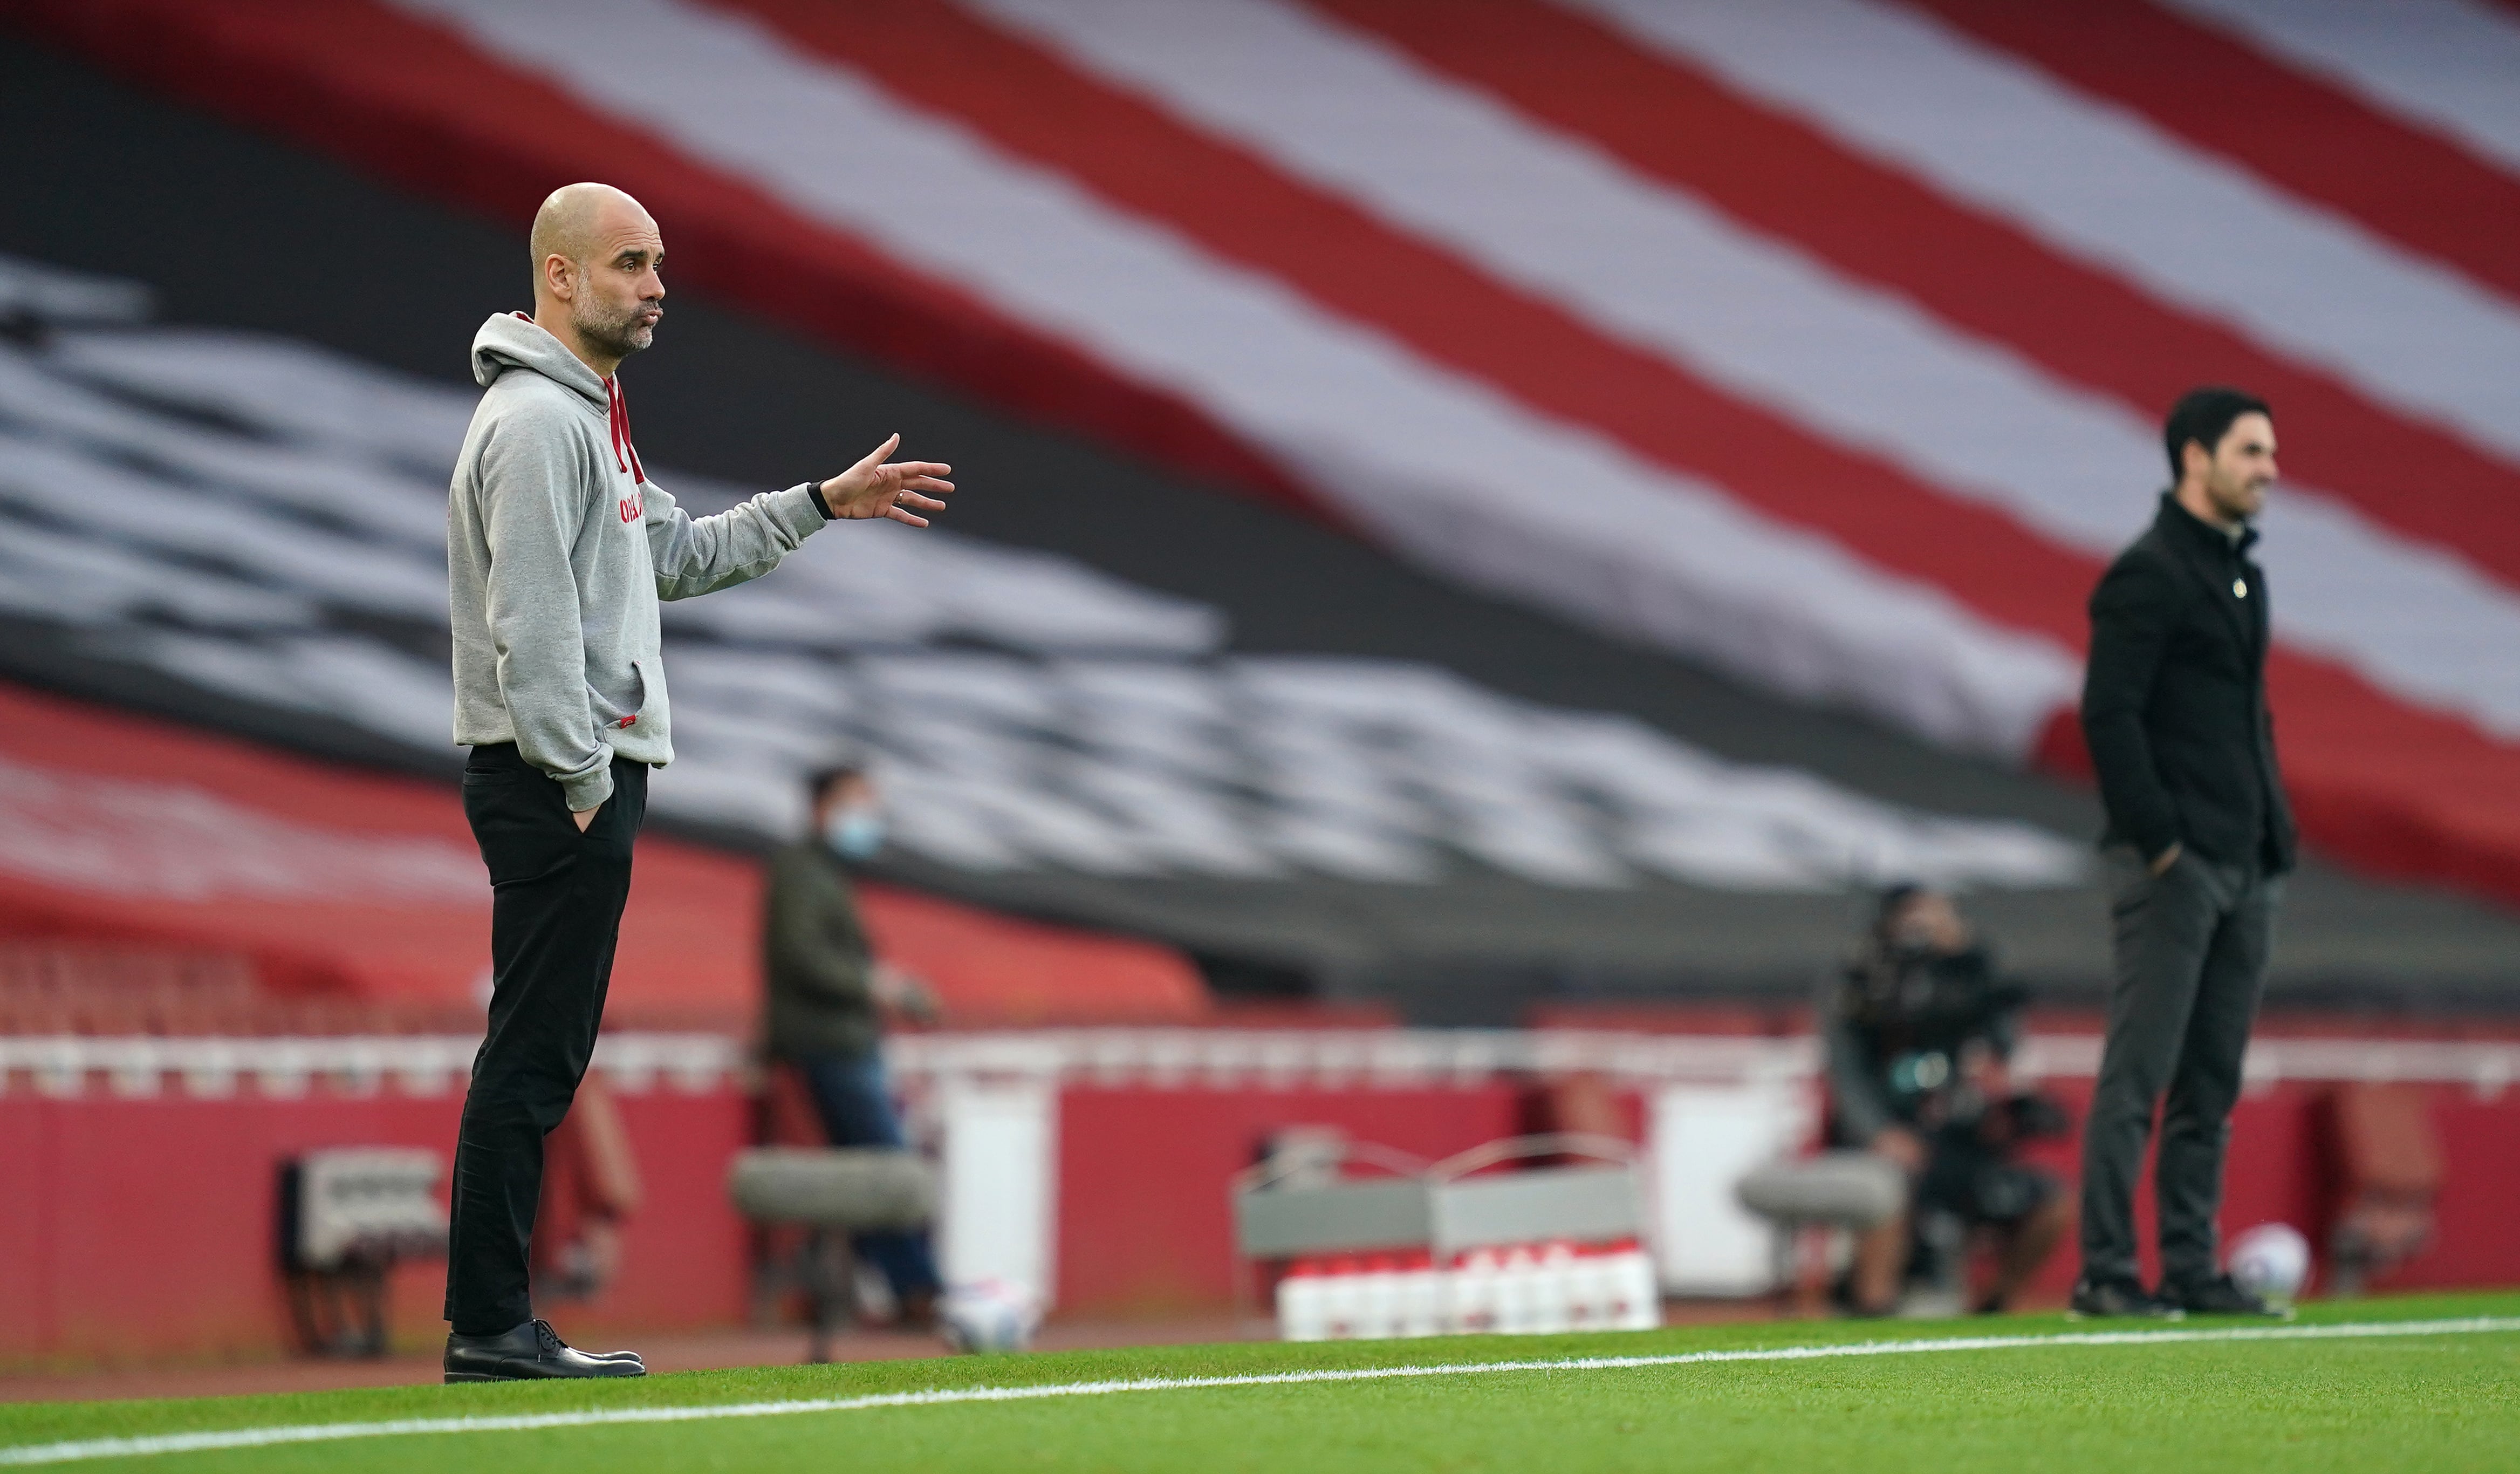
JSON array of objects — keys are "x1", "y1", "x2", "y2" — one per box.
[
  {"x1": 508, "y1": 312, "x2": 647, "y2": 486},
  {"x1": 605, "y1": 374, "x2": 647, "y2": 484}
]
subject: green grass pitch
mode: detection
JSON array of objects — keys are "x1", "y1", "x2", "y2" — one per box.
[{"x1": 4, "y1": 1294, "x2": 2514, "y2": 1472}]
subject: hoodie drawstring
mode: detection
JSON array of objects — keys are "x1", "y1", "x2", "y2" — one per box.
[{"x1": 605, "y1": 376, "x2": 647, "y2": 486}]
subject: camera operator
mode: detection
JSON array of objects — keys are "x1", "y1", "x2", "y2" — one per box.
[{"x1": 1824, "y1": 885, "x2": 2072, "y2": 1316}]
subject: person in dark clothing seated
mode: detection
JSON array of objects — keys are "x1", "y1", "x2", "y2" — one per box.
[
  {"x1": 762, "y1": 763, "x2": 944, "y2": 1327},
  {"x1": 1825, "y1": 885, "x2": 2072, "y2": 1316}
]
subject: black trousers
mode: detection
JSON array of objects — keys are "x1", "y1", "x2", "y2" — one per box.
[
  {"x1": 444, "y1": 743, "x2": 646, "y2": 1334},
  {"x1": 2078, "y1": 848, "x2": 2279, "y2": 1289}
]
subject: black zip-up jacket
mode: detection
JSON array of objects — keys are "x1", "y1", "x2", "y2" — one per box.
[
  {"x1": 761, "y1": 840, "x2": 881, "y2": 1061},
  {"x1": 2080, "y1": 493, "x2": 2297, "y2": 874},
  {"x1": 1823, "y1": 943, "x2": 2024, "y2": 1147}
]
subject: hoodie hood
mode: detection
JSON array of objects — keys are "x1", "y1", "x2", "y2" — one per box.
[
  {"x1": 472, "y1": 311, "x2": 645, "y2": 485},
  {"x1": 471, "y1": 311, "x2": 608, "y2": 412}
]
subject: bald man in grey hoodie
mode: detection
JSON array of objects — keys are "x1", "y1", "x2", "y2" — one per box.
[{"x1": 441, "y1": 183, "x2": 953, "y2": 1383}]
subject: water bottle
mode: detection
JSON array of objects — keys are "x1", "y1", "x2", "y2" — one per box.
[
  {"x1": 1449, "y1": 1248, "x2": 1501, "y2": 1334},
  {"x1": 1531, "y1": 1241, "x2": 1574, "y2": 1334},
  {"x1": 1397, "y1": 1250, "x2": 1447, "y2": 1338},
  {"x1": 1357, "y1": 1255, "x2": 1402, "y2": 1340},
  {"x1": 1495, "y1": 1245, "x2": 1539, "y2": 1335},
  {"x1": 1607, "y1": 1238, "x2": 1660, "y2": 1330},
  {"x1": 1278, "y1": 1258, "x2": 1330, "y2": 1342},
  {"x1": 1563, "y1": 1242, "x2": 1610, "y2": 1330},
  {"x1": 1320, "y1": 1255, "x2": 1365, "y2": 1339}
]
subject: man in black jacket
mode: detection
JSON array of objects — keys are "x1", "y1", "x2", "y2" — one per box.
[
  {"x1": 2073, "y1": 387, "x2": 2296, "y2": 1320},
  {"x1": 761, "y1": 763, "x2": 943, "y2": 1325}
]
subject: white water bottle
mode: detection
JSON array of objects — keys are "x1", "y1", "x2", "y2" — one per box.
[
  {"x1": 1449, "y1": 1248, "x2": 1501, "y2": 1334},
  {"x1": 1357, "y1": 1255, "x2": 1402, "y2": 1340},
  {"x1": 1530, "y1": 1241, "x2": 1574, "y2": 1334},
  {"x1": 1320, "y1": 1256, "x2": 1365, "y2": 1339},
  {"x1": 1397, "y1": 1251, "x2": 1447, "y2": 1338},
  {"x1": 1563, "y1": 1243, "x2": 1610, "y2": 1330},
  {"x1": 1608, "y1": 1238, "x2": 1660, "y2": 1330},
  {"x1": 1278, "y1": 1258, "x2": 1330, "y2": 1342},
  {"x1": 1494, "y1": 1246, "x2": 1539, "y2": 1335}
]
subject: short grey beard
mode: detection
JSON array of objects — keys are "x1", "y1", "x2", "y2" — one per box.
[{"x1": 572, "y1": 286, "x2": 654, "y2": 362}]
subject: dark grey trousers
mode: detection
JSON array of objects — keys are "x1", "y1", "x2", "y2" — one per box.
[{"x1": 2078, "y1": 848, "x2": 2280, "y2": 1289}]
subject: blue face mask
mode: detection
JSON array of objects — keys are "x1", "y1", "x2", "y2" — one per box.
[{"x1": 824, "y1": 808, "x2": 886, "y2": 862}]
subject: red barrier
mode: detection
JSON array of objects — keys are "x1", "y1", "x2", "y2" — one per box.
[
  {"x1": 0, "y1": 1087, "x2": 750, "y2": 1366},
  {"x1": 1056, "y1": 1075, "x2": 2520, "y2": 1313},
  {"x1": 3, "y1": 1042, "x2": 2513, "y2": 1367}
]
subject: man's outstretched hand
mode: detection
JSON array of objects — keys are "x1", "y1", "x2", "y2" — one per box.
[{"x1": 818, "y1": 434, "x2": 954, "y2": 527}]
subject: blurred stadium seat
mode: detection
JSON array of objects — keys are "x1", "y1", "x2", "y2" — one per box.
[{"x1": 18, "y1": 0, "x2": 2520, "y2": 903}]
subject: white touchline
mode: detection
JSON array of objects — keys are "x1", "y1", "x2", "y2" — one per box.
[{"x1": 2, "y1": 1318, "x2": 2514, "y2": 1468}]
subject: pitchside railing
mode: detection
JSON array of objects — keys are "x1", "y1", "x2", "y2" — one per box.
[{"x1": 2, "y1": 1028, "x2": 2514, "y2": 1100}]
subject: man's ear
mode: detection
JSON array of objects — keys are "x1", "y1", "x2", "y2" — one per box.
[
  {"x1": 2179, "y1": 438, "x2": 2211, "y2": 482},
  {"x1": 542, "y1": 254, "x2": 573, "y2": 302}
]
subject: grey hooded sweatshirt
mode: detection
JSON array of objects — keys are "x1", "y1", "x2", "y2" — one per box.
[{"x1": 449, "y1": 312, "x2": 827, "y2": 811}]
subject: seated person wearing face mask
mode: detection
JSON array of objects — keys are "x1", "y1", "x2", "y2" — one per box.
[
  {"x1": 761, "y1": 763, "x2": 943, "y2": 1326},
  {"x1": 1824, "y1": 885, "x2": 2072, "y2": 1317}
]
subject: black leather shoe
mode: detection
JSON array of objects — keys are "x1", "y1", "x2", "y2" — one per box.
[
  {"x1": 2067, "y1": 1277, "x2": 2186, "y2": 1320},
  {"x1": 2166, "y1": 1274, "x2": 2293, "y2": 1319},
  {"x1": 444, "y1": 1320, "x2": 648, "y2": 1382}
]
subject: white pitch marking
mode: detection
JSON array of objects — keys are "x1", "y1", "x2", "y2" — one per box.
[{"x1": 2, "y1": 1316, "x2": 2514, "y2": 1466}]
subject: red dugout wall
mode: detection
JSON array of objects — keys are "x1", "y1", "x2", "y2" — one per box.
[{"x1": 5, "y1": 1030, "x2": 2515, "y2": 1365}]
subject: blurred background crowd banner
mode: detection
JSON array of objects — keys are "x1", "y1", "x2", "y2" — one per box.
[{"x1": 2, "y1": 0, "x2": 2518, "y2": 1374}]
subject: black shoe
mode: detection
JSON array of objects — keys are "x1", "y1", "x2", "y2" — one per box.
[
  {"x1": 444, "y1": 1320, "x2": 649, "y2": 1383},
  {"x1": 2067, "y1": 1277, "x2": 2186, "y2": 1320},
  {"x1": 2165, "y1": 1274, "x2": 2293, "y2": 1319}
]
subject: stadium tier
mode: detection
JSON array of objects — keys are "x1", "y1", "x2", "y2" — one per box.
[
  {"x1": 0, "y1": 681, "x2": 1208, "y2": 1028},
  {"x1": 7, "y1": 10, "x2": 2520, "y2": 1013},
  {"x1": 0, "y1": 245, "x2": 2099, "y2": 1009},
  {"x1": 12, "y1": 0, "x2": 2520, "y2": 911},
  {"x1": 0, "y1": 256, "x2": 2078, "y2": 899}
]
